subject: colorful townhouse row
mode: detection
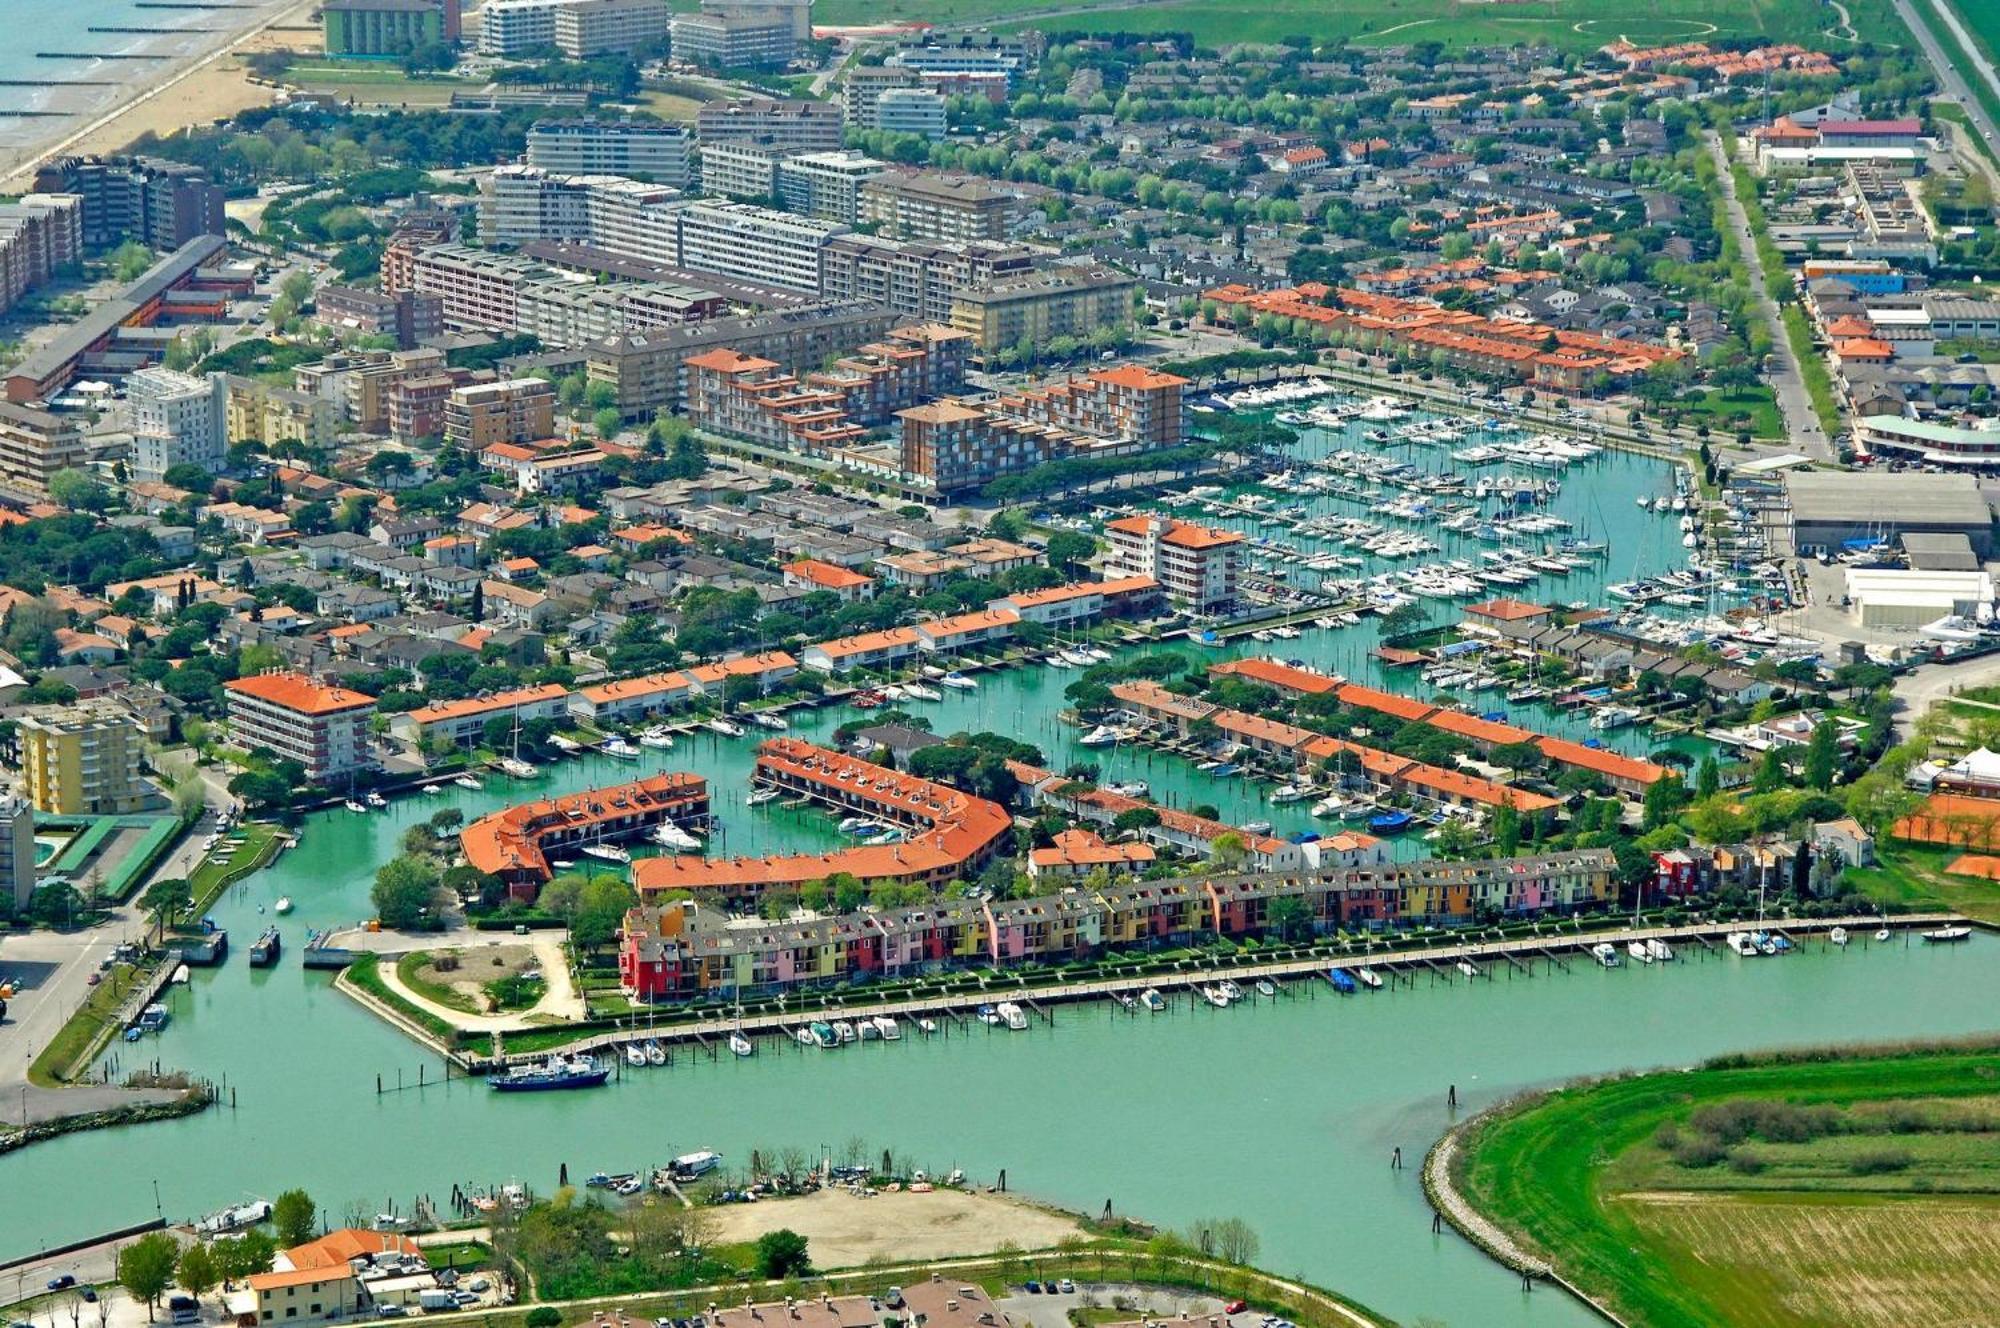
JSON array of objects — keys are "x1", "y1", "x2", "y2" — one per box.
[
  {"x1": 617, "y1": 848, "x2": 1621, "y2": 1001},
  {"x1": 1208, "y1": 656, "x2": 1668, "y2": 796},
  {"x1": 1108, "y1": 678, "x2": 1566, "y2": 817},
  {"x1": 631, "y1": 738, "x2": 1015, "y2": 905}
]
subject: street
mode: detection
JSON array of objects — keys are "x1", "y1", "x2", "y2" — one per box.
[
  {"x1": 1704, "y1": 132, "x2": 1832, "y2": 462},
  {"x1": 1895, "y1": 0, "x2": 2000, "y2": 186}
]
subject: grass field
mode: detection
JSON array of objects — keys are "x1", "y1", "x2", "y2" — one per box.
[
  {"x1": 286, "y1": 64, "x2": 465, "y2": 105},
  {"x1": 996, "y1": 0, "x2": 1910, "y2": 53},
  {"x1": 1452, "y1": 1041, "x2": 2000, "y2": 1326},
  {"x1": 1676, "y1": 385, "x2": 1785, "y2": 437},
  {"x1": 26, "y1": 962, "x2": 142, "y2": 1087}
]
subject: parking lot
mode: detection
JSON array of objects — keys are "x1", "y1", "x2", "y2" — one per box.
[{"x1": 994, "y1": 1283, "x2": 1250, "y2": 1328}]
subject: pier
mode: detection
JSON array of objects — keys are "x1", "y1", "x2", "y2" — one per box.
[
  {"x1": 36, "y1": 51, "x2": 173, "y2": 60},
  {"x1": 87, "y1": 25, "x2": 218, "y2": 33},
  {"x1": 441, "y1": 913, "x2": 1968, "y2": 1073}
]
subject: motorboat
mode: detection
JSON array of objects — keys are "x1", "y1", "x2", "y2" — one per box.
[
  {"x1": 344, "y1": 799, "x2": 368, "y2": 814},
  {"x1": 1138, "y1": 988, "x2": 1166, "y2": 1012},
  {"x1": 1326, "y1": 967, "x2": 1356, "y2": 994},
  {"x1": 976, "y1": 1003, "x2": 1002, "y2": 1026},
  {"x1": 809, "y1": 1021, "x2": 838, "y2": 1048},
  {"x1": 795, "y1": 1027, "x2": 817, "y2": 1048},
  {"x1": 1199, "y1": 985, "x2": 1232, "y2": 1008},
  {"x1": 750, "y1": 712, "x2": 789, "y2": 730},
  {"x1": 1113, "y1": 991, "x2": 1136, "y2": 1010},
  {"x1": 832, "y1": 1020, "x2": 858, "y2": 1044},
  {"x1": 746, "y1": 788, "x2": 782, "y2": 806},
  {"x1": 728, "y1": 1032, "x2": 753, "y2": 1058},
  {"x1": 1354, "y1": 967, "x2": 1383, "y2": 990},
  {"x1": 639, "y1": 727, "x2": 675, "y2": 749},
  {"x1": 422, "y1": 783, "x2": 442, "y2": 796},
  {"x1": 1591, "y1": 942, "x2": 1621, "y2": 968},
  {"x1": 602, "y1": 738, "x2": 641, "y2": 761},
  {"x1": 1726, "y1": 932, "x2": 1760, "y2": 957},
  {"x1": 644, "y1": 1040, "x2": 666, "y2": 1065},
  {"x1": 705, "y1": 718, "x2": 745, "y2": 738},
  {"x1": 858, "y1": 1017, "x2": 881, "y2": 1041},
  {"x1": 625, "y1": 1043, "x2": 647, "y2": 1068},
  {"x1": 1270, "y1": 783, "x2": 1311, "y2": 803},
  {"x1": 872, "y1": 1015, "x2": 901, "y2": 1040},
  {"x1": 274, "y1": 896, "x2": 293, "y2": 915},
  {"x1": 1311, "y1": 795, "x2": 1352, "y2": 818},
  {"x1": 1078, "y1": 724, "x2": 1120, "y2": 747},
  {"x1": 488, "y1": 1055, "x2": 608, "y2": 1092},
  {"x1": 196, "y1": 1200, "x2": 273, "y2": 1236},
  {"x1": 1216, "y1": 980, "x2": 1243, "y2": 1003},
  {"x1": 365, "y1": 791, "x2": 388, "y2": 808},
  {"x1": 997, "y1": 1002, "x2": 1029, "y2": 1030},
  {"x1": 1626, "y1": 940, "x2": 1653, "y2": 964},
  {"x1": 1646, "y1": 939, "x2": 1673, "y2": 962},
  {"x1": 582, "y1": 844, "x2": 632, "y2": 864},
  {"x1": 1455, "y1": 960, "x2": 1479, "y2": 978},
  {"x1": 902, "y1": 684, "x2": 942, "y2": 702},
  {"x1": 453, "y1": 774, "x2": 483, "y2": 790},
  {"x1": 1829, "y1": 926, "x2": 1849, "y2": 947},
  {"x1": 1875, "y1": 927, "x2": 1892, "y2": 942},
  {"x1": 1254, "y1": 979, "x2": 1277, "y2": 998},
  {"x1": 941, "y1": 671, "x2": 978, "y2": 690},
  {"x1": 652, "y1": 822, "x2": 703, "y2": 852}
]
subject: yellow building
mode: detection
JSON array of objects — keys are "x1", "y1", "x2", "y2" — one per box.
[
  {"x1": 225, "y1": 375, "x2": 339, "y2": 450},
  {"x1": 17, "y1": 703, "x2": 149, "y2": 815}
]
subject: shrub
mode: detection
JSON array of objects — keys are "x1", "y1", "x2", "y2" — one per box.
[
  {"x1": 527, "y1": 1309, "x2": 562, "y2": 1328},
  {"x1": 1726, "y1": 1147, "x2": 1767, "y2": 1175},
  {"x1": 1847, "y1": 1148, "x2": 1915, "y2": 1176},
  {"x1": 1671, "y1": 1137, "x2": 1728, "y2": 1169}
]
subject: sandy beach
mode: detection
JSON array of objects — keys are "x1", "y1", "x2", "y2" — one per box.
[{"x1": 0, "y1": 0, "x2": 323, "y2": 192}]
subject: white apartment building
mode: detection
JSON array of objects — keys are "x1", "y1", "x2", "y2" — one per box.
[
  {"x1": 223, "y1": 671, "x2": 378, "y2": 783},
  {"x1": 478, "y1": 0, "x2": 565, "y2": 53},
  {"x1": 1102, "y1": 515, "x2": 1243, "y2": 615},
  {"x1": 695, "y1": 139, "x2": 789, "y2": 202},
  {"x1": 126, "y1": 366, "x2": 227, "y2": 482},
  {"x1": 777, "y1": 150, "x2": 887, "y2": 223},
  {"x1": 676, "y1": 200, "x2": 845, "y2": 294},
  {"x1": 525, "y1": 119, "x2": 692, "y2": 187},
  {"x1": 480, "y1": 165, "x2": 681, "y2": 254},
  {"x1": 873, "y1": 88, "x2": 946, "y2": 140},
  {"x1": 554, "y1": 0, "x2": 669, "y2": 57}
]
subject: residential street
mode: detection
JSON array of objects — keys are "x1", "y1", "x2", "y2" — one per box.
[{"x1": 1704, "y1": 131, "x2": 1833, "y2": 461}]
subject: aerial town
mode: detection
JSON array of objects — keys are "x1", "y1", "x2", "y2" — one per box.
[{"x1": 1, "y1": 1, "x2": 2000, "y2": 1325}]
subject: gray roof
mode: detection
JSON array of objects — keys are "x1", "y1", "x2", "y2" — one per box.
[{"x1": 1785, "y1": 470, "x2": 1992, "y2": 528}]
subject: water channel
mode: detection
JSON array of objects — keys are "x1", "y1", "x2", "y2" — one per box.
[{"x1": 3, "y1": 418, "x2": 1984, "y2": 1328}]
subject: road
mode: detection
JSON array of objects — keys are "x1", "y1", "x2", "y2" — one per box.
[
  {"x1": 1894, "y1": 648, "x2": 2000, "y2": 734},
  {"x1": 1893, "y1": 0, "x2": 2000, "y2": 189},
  {"x1": 1704, "y1": 131, "x2": 1833, "y2": 462},
  {"x1": 0, "y1": 814, "x2": 216, "y2": 1127}
]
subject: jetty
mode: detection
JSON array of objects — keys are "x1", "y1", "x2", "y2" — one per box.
[{"x1": 441, "y1": 912, "x2": 1967, "y2": 1073}]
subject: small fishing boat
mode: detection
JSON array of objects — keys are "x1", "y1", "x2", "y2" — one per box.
[
  {"x1": 1199, "y1": 986, "x2": 1231, "y2": 1008},
  {"x1": 1326, "y1": 967, "x2": 1356, "y2": 994},
  {"x1": 1139, "y1": 988, "x2": 1166, "y2": 1012},
  {"x1": 1591, "y1": 943, "x2": 1621, "y2": 968},
  {"x1": 1216, "y1": 980, "x2": 1243, "y2": 1003},
  {"x1": 831, "y1": 1020, "x2": 858, "y2": 1044},
  {"x1": 917, "y1": 1018, "x2": 938, "y2": 1035},
  {"x1": 1726, "y1": 932, "x2": 1760, "y2": 957},
  {"x1": 976, "y1": 1003, "x2": 1002, "y2": 1026},
  {"x1": 365, "y1": 791, "x2": 388, "y2": 808},
  {"x1": 1367, "y1": 809, "x2": 1414, "y2": 835},
  {"x1": 808, "y1": 1021, "x2": 838, "y2": 1048},
  {"x1": 728, "y1": 1032, "x2": 753, "y2": 1058},
  {"x1": 1922, "y1": 926, "x2": 1973, "y2": 944},
  {"x1": 750, "y1": 712, "x2": 788, "y2": 730},
  {"x1": 1626, "y1": 940, "x2": 1652, "y2": 964},
  {"x1": 274, "y1": 896, "x2": 293, "y2": 915},
  {"x1": 644, "y1": 1040, "x2": 666, "y2": 1065},
  {"x1": 705, "y1": 718, "x2": 745, "y2": 738},
  {"x1": 1255, "y1": 979, "x2": 1277, "y2": 998},
  {"x1": 1455, "y1": 959, "x2": 1479, "y2": 978},
  {"x1": 422, "y1": 783, "x2": 442, "y2": 795},
  {"x1": 453, "y1": 774, "x2": 483, "y2": 790},
  {"x1": 1829, "y1": 926, "x2": 1849, "y2": 947},
  {"x1": 1875, "y1": 926, "x2": 1892, "y2": 942},
  {"x1": 795, "y1": 1027, "x2": 817, "y2": 1047},
  {"x1": 1355, "y1": 967, "x2": 1383, "y2": 990}
]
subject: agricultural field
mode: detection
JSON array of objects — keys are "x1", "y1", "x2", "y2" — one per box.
[
  {"x1": 988, "y1": 0, "x2": 1912, "y2": 54},
  {"x1": 1451, "y1": 1042, "x2": 2000, "y2": 1326},
  {"x1": 1943, "y1": 0, "x2": 2000, "y2": 71}
]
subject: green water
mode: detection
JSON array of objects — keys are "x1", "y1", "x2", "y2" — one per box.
[{"x1": 3, "y1": 431, "x2": 1973, "y2": 1327}]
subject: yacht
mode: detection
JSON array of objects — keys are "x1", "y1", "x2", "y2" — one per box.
[
  {"x1": 1078, "y1": 724, "x2": 1120, "y2": 747},
  {"x1": 941, "y1": 671, "x2": 978, "y2": 690},
  {"x1": 1311, "y1": 794, "x2": 1352, "y2": 818},
  {"x1": 997, "y1": 1002, "x2": 1029, "y2": 1030},
  {"x1": 638, "y1": 727, "x2": 675, "y2": 749},
  {"x1": 1216, "y1": 980, "x2": 1243, "y2": 1003},
  {"x1": 902, "y1": 684, "x2": 943, "y2": 702},
  {"x1": 1270, "y1": 782, "x2": 1311, "y2": 803},
  {"x1": 644, "y1": 1041, "x2": 666, "y2": 1065},
  {"x1": 582, "y1": 843, "x2": 632, "y2": 864},
  {"x1": 1626, "y1": 940, "x2": 1653, "y2": 964},
  {"x1": 625, "y1": 1043, "x2": 648, "y2": 1068},
  {"x1": 705, "y1": 718, "x2": 745, "y2": 738},
  {"x1": 652, "y1": 822, "x2": 703, "y2": 852},
  {"x1": 1726, "y1": 932, "x2": 1760, "y2": 957},
  {"x1": 602, "y1": 738, "x2": 640, "y2": 761},
  {"x1": 499, "y1": 757, "x2": 537, "y2": 779},
  {"x1": 729, "y1": 1031, "x2": 753, "y2": 1058},
  {"x1": 344, "y1": 799, "x2": 368, "y2": 814},
  {"x1": 745, "y1": 787, "x2": 782, "y2": 806},
  {"x1": 750, "y1": 712, "x2": 788, "y2": 730},
  {"x1": 453, "y1": 774, "x2": 483, "y2": 790}
]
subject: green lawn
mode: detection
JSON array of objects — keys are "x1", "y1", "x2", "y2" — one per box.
[
  {"x1": 1452, "y1": 1041, "x2": 2000, "y2": 1327},
  {"x1": 188, "y1": 822, "x2": 283, "y2": 915},
  {"x1": 1676, "y1": 386, "x2": 1785, "y2": 438},
  {"x1": 395, "y1": 951, "x2": 483, "y2": 1015},
  {"x1": 1005, "y1": 0, "x2": 1907, "y2": 51},
  {"x1": 1847, "y1": 842, "x2": 2000, "y2": 923},
  {"x1": 27, "y1": 963, "x2": 142, "y2": 1087}
]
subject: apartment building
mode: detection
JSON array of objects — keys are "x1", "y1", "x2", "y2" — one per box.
[
  {"x1": 948, "y1": 266, "x2": 1136, "y2": 352},
  {"x1": 313, "y1": 285, "x2": 444, "y2": 349},
  {"x1": 410, "y1": 243, "x2": 711, "y2": 341},
  {"x1": 479, "y1": 0, "x2": 564, "y2": 52},
  {"x1": 380, "y1": 209, "x2": 457, "y2": 295},
  {"x1": 669, "y1": 1, "x2": 798, "y2": 69},
  {"x1": 585, "y1": 300, "x2": 896, "y2": 414},
  {"x1": 0, "y1": 797, "x2": 31, "y2": 915},
  {"x1": 820, "y1": 235, "x2": 1035, "y2": 323},
  {"x1": 323, "y1": 0, "x2": 454, "y2": 55},
  {"x1": 999, "y1": 363, "x2": 1188, "y2": 449},
  {"x1": 126, "y1": 367, "x2": 227, "y2": 482},
  {"x1": 17, "y1": 703, "x2": 149, "y2": 815},
  {"x1": 873, "y1": 88, "x2": 947, "y2": 140},
  {"x1": 842, "y1": 64, "x2": 917, "y2": 126},
  {"x1": 554, "y1": 0, "x2": 668, "y2": 57},
  {"x1": 0, "y1": 194, "x2": 82, "y2": 317},
  {"x1": 0, "y1": 402, "x2": 87, "y2": 493},
  {"x1": 696, "y1": 99, "x2": 843, "y2": 151},
  {"x1": 860, "y1": 173, "x2": 1018, "y2": 243},
  {"x1": 675, "y1": 200, "x2": 845, "y2": 294},
  {"x1": 525, "y1": 119, "x2": 692, "y2": 186},
  {"x1": 225, "y1": 377, "x2": 339, "y2": 450},
  {"x1": 40, "y1": 155, "x2": 223, "y2": 251},
  {"x1": 1102, "y1": 515, "x2": 1243, "y2": 614},
  {"x1": 776, "y1": 151, "x2": 887, "y2": 224},
  {"x1": 697, "y1": 138, "x2": 789, "y2": 202},
  {"x1": 885, "y1": 31, "x2": 1034, "y2": 86},
  {"x1": 443, "y1": 378, "x2": 556, "y2": 449},
  {"x1": 224, "y1": 672, "x2": 378, "y2": 783}
]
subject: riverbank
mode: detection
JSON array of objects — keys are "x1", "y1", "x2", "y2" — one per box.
[
  {"x1": 0, "y1": 0, "x2": 316, "y2": 191},
  {"x1": 1433, "y1": 1036, "x2": 2000, "y2": 1326}
]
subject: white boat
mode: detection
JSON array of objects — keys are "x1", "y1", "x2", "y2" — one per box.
[
  {"x1": 750, "y1": 712, "x2": 789, "y2": 730},
  {"x1": 831, "y1": 1020, "x2": 857, "y2": 1043},
  {"x1": 195, "y1": 1200, "x2": 272, "y2": 1236},
  {"x1": 1456, "y1": 960, "x2": 1479, "y2": 978},
  {"x1": 1626, "y1": 940, "x2": 1653, "y2": 964},
  {"x1": 1199, "y1": 985, "x2": 1231, "y2": 1008},
  {"x1": 1876, "y1": 927, "x2": 1892, "y2": 942},
  {"x1": 1254, "y1": 979, "x2": 1277, "y2": 997},
  {"x1": 344, "y1": 799, "x2": 368, "y2": 814},
  {"x1": 549, "y1": 735, "x2": 581, "y2": 753},
  {"x1": 1059, "y1": 648, "x2": 1097, "y2": 667},
  {"x1": 794, "y1": 1028, "x2": 816, "y2": 1047},
  {"x1": 1829, "y1": 926, "x2": 1849, "y2": 947},
  {"x1": 1592, "y1": 943, "x2": 1621, "y2": 968},
  {"x1": 705, "y1": 718, "x2": 745, "y2": 737},
  {"x1": 871, "y1": 1015, "x2": 901, "y2": 1040},
  {"x1": 365, "y1": 791, "x2": 387, "y2": 808},
  {"x1": 499, "y1": 757, "x2": 537, "y2": 779},
  {"x1": 1078, "y1": 724, "x2": 1120, "y2": 747},
  {"x1": 422, "y1": 783, "x2": 443, "y2": 795},
  {"x1": 902, "y1": 684, "x2": 942, "y2": 702},
  {"x1": 453, "y1": 775, "x2": 483, "y2": 790},
  {"x1": 728, "y1": 1032, "x2": 753, "y2": 1058},
  {"x1": 582, "y1": 844, "x2": 632, "y2": 863},
  {"x1": 1311, "y1": 795, "x2": 1351, "y2": 818},
  {"x1": 941, "y1": 671, "x2": 978, "y2": 690},
  {"x1": 652, "y1": 822, "x2": 703, "y2": 852},
  {"x1": 1646, "y1": 938, "x2": 1673, "y2": 962},
  {"x1": 171, "y1": 963, "x2": 189, "y2": 984},
  {"x1": 1922, "y1": 926, "x2": 1973, "y2": 943},
  {"x1": 917, "y1": 1018, "x2": 938, "y2": 1035},
  {"x1": 1726, "y1": 932, "x2": 1760, "y2": 957},
  {"x1": 602, "y1": 738, "x2": 640, "y2": 761},
  {"x1": 644, "y1": 1040, "x2": 666, "y2": 1065},
  {"x1": 1139, "y1": 988, "x2": 1166, "y2": 1011},
  {"x1": 625, "y1": 1044, "x2": 647, "y2": 1067},
  {"x1": 997, "y1": 1001, "x2": 1029, "y2": 1030},
  {"x1": 1270, "y1": 783, "x2": 1311, "y2": 803},
  {"x1": 1217, "y1": 980, "x2": 1243, "y2": 1003},
  {"x1": 638, "y1": 727, "x2": 675, "y2": 749},
  {"x1": 746, "y1": 788, "x2": 781, "y2": 806},
  {"x1": 274, "y1": 896, "x2": 293, "y2": 915},
  {"x1": 1355, "y1": 967, "x2": 1383, "y2": 990}
]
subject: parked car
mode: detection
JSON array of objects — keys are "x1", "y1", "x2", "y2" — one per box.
[
  {"x1": 1023, "y1": 1282, "x2": 1041, "y2": 1294},
  {"x1": 46, "y1": 1277, "x2": 75, "y2": 1292},
  {"x1": 1223, "y1": 1304, "x2": 1247, "y2": 1316},
  {"x1": 1056, "y1": 1281, "x2": 1075, "y2": 1295}
]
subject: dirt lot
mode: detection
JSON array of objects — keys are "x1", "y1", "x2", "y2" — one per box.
[
  {"x1": 705, "y1": 1188, "x2": 1084, "y2": 1269},
  {"x1": 412, "y1": 945, "x2": 539, "y2": 1012}
]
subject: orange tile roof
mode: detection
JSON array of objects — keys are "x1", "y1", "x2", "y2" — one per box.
[
  {"x1": 811, "y1": 626, "x2": 922, "y2": 658},
  {"x1": 226, "y1": 671, "x2": 375, "y2": 716},
  {"x1": 1465, "y1": 597, "x2": 1551, "y2": 622},
  {"x1": 1537, "y1": 737, "x2": 1667, "y2": 785},
  {"x1": 1428, "y1": 709, "x2": 1537, "y2": 747},
  {"x1": 1209, "y1": 656, "x2": 1341, "y2": 695},
  {"x1": 783, "y1": 558, "x2": 874, "y2": 590},
  {"x1": 918, "y1": 607, "x2": 1019, "y2": 640},
  {"x1": 403, "y1": 683, "x2": 568, "y2": 727},
  {"x1": 1091, "y1": 364, "x2": 1191, "y2": 391},
  {"x1": 1335, "y1": 682, "x2": 1440, "y2": 724},
  {"x1": 576, "y1": 670, "x2": 693, "y2": 706},
  {"x1": 1161, "y1": 523, "x2": 1244, "y2": 550},
  {"x1": 462, "y1": 773, "x2": 708, "y2": 880}
]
